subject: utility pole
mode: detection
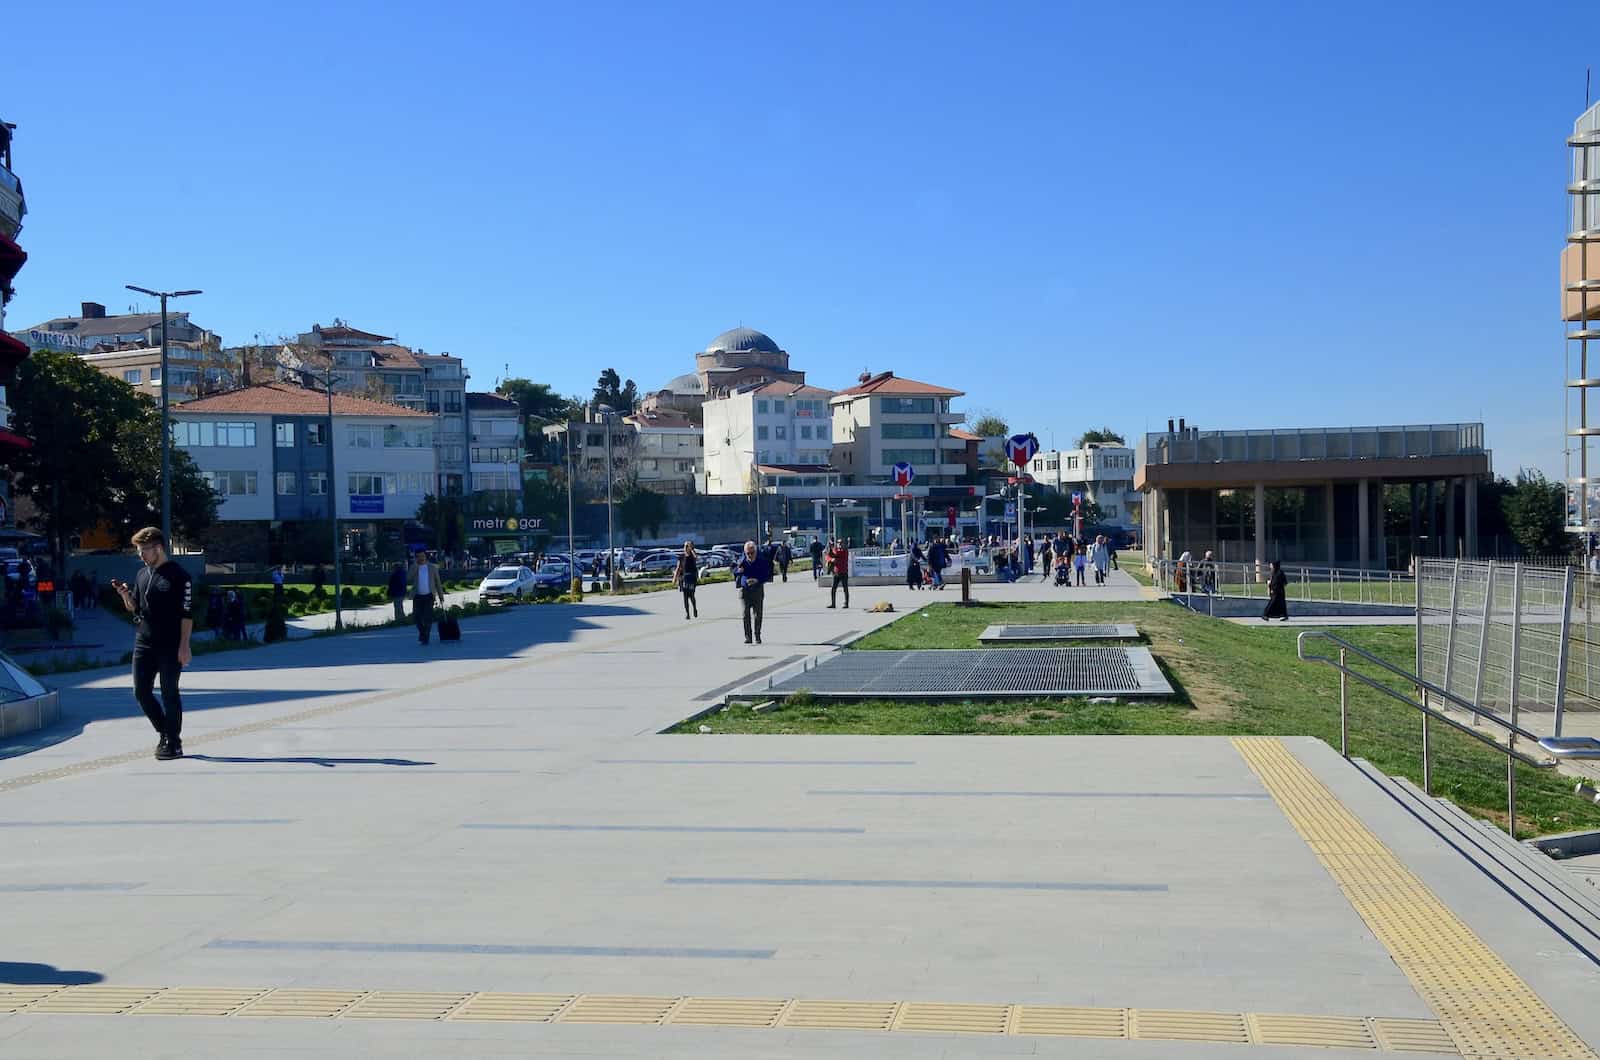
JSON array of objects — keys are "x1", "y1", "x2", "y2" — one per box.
[
  {"x1": 125, "y1": 285, "x2": 201, "y2": 547},
  {"x1": 601, "y1": 407, "x2": 618, "y2": 590},
  {"x1": 566, "y1": 422, "x2": 578, "y2": 594}
]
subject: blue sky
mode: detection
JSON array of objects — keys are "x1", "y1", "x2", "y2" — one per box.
[{"x1": 5, "y1": 1, "x2": 1593, "y2": 476}]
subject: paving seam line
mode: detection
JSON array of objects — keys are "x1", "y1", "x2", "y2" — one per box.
[
  {"x1": 0, "y1": 985, "x2": 1457, "y2": 1051},
  {"x1": 1233, "y1": 736, "x2": 1597, "y2": 1060}
]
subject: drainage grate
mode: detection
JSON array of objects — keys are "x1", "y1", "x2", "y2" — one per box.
[
  {"x1": 760, "y1": 648, "x2": 1173, "y2": 699},
  {"x1": 979, "y1": 623, "x2": 1139, "y2": 642}
]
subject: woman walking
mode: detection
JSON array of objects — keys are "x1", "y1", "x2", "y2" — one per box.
[
  {"x1": 1262, "y1": 560, "x2": 1289, "y2": 621},
  {"x1": 906, "y1": 543, "x2": 924, "y2": 591},
  {"x1": 1039, "y1": 538, "x2": 1053, "y2": 582},
  {"x1": 673, "y1": 540, "x2": 700, "y2": 619}
]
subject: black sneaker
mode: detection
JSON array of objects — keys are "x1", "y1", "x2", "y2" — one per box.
[
  {"x1": 155, "y1": 740, "x2": 180, "y2": 761},
  {"x1": 154, "y1": 736, "x2": 169, "y2": 759}
]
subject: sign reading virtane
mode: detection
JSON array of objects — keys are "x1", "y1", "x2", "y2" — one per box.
[{"x1": 471, "y1": 517, "x2": 542, "y2": 532}]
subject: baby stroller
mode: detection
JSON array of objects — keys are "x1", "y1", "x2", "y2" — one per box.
[{"x1": 1053, "y1": 561, "x2": 1071, "y2": 587}]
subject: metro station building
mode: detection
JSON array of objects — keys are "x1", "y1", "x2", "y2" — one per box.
[{"x1": 1137, "y1": 422, "x2": 1491, "y2": 570}]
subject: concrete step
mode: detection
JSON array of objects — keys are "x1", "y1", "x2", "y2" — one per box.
[{"x1": 1348, "y1": 758, "x2": 1600, "y2": 962}]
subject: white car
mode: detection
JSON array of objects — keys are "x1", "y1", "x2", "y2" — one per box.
[{"x1": 478, "y1": 565, "x2": 536, "y2": 603}]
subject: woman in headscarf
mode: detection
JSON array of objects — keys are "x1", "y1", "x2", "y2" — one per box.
[
  {"x1": 1262, "y1": 560, "x2": 1289, "y2": 621},
  {"x1": 907, "y1": 542, "x2": 924, "y2": 591}
]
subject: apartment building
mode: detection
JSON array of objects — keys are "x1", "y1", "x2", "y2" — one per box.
[
  {"x1": 0, "y1": 117, "x2": 31, "y2": 457},
  {"x1": 466, "y1": 392, "x2": 524, "y2": 498},
  {"x1": 420, "y1": 352, "x2": 468, "y2": 495},
  {"x1": 827, "y1": 372, "x2": 965, "y2": 486},
  {"x1": 702, "y1": 381, "x2": 833, "y2": 494},
  {"x1": 1028, "y1": 443, "x2": 1140, "y2": 523},
  {"x1": 626, "y1": 408, "x2": 703, "y2": 494},
  {"x1": 170, "y1": 383, "x2": 435, "y2": 560}
]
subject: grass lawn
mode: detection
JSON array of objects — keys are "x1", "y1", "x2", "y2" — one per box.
[{"x1": 677, "y1": 600, "x2": 1599, "y2": 838}]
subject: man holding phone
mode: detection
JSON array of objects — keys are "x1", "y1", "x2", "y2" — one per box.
[{"x1": 112, "y1": 527, "x2": 193, "y2": 760}]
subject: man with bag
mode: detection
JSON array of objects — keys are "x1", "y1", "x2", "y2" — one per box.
[
  {"x1": 734, "y1": 540, "x2": 774, "y2": 645},
  {"x1": 409, "y1": 551, "x2": 445, "y2": 645}
]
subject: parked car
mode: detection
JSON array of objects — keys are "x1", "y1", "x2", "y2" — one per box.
[
  {"x1": 699, "y1": 551, "x2": 730, "y2": 570},
  {"x1": 477, "y1": 564, "x2": 537, "y2": 603},
  {"x1": 530, "y1": 560, "x2": 572, "y2": 590},
  {"x1": 630, "y1": 552, "x2": 678, "y2": 575}
]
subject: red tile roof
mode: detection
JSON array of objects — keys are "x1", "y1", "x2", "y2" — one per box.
[
  {"x1": 833, "y1": 371, "x2": 963, "y2": 398},
  {"x1": 948, "y1": 428, "x2": 982, "y2": 441},
  {"x1": 368, "y1": 343, "x2": 421, "y2": 370},
  {"x1": 173, "y1": 382, "x2": 433, "y2": 418}
]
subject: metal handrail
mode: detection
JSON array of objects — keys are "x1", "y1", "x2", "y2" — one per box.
[
  {"x1": 1151, "y1": 558, "x2": 1413, "y2": 612},
  {"x1": 1296, "y1": 629, "x2": 1553, "y2": 837}
]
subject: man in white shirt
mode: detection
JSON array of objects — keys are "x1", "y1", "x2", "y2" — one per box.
[{"x1": 409, "y1": 551, "x2": 444, "y2": 644}]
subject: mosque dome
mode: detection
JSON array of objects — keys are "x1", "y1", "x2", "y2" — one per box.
[{"x1": 703, "y1": 327, "x2": 781, "y2": 355}]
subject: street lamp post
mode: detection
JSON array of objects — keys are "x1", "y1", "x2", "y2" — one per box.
[
  {"x1": 565, "y1": 423, "x2": 578, "y2": 595},
  {"x1": 324, "y1": 364, "x2": 344, "y2": 630},
  {"x1": 125, "y1": 285, "x2": 201, "y2": 548},
  {"x1": 598, "y1": 406, "x2": 619, "y2": 590}
]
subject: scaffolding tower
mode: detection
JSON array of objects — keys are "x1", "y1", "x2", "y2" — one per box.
[{"x1": 1566, "y1": 101, "x2": 1600, "y2": 534}]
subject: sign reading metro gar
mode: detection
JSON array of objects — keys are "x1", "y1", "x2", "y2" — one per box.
[{"x1": 471, "y1": 517, "x2": 543, "y2": 532}]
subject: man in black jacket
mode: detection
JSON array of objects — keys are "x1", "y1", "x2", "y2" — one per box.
[{"x1": 110, "y1": 527, "x2": 193, "y2": 760}]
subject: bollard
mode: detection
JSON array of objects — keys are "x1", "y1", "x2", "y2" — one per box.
[{"x1": 961, "y1": 566, "x2": 972, "y2": 605}]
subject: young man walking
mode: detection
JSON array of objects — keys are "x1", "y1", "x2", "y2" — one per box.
[
  {"x1": 826, "y1": 538, "x2": 850, "y2": 609},
  {"x1": 810, "y1": 538, "x2": 825, "y2": 580},
  {"x1": 111, "y1": 527, "x2": 192, "y2": 760},
  {"x1": 410, "y1": 551, "x2": 444, "y2": 644}
]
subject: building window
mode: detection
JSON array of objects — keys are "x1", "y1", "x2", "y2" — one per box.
[
  {"x1": 306, "y1": 422, "x2": 325, "y2": 446},
  {"x1": 881, "y1": 423, "x2": 935, "y2": 439},
  {"x1": 123, "y1": 369, "x2": 143, "y2": 384},
  {"x1": 775, "y1": 426, "x2": 787, "y2": 440},
  {"x1": 347, "y1": 425, "x2": 379, "y2": 448},
  {"x1": 426, "y1": 389, "x2": 440, "y2": 413},
  {"x1": 881, "y1": 448, "x2": 936, "y2": 466},
  {"x1": 474, "y1": 471, "x2": 517, "y2": 492},
  {"x1": 348, "y1": 473, "x2": 384, "y2": 496},
  {"x1": 150, "y1": 367, "x2": 161, "y2": 382},
  {"x1": 276, "y1": 471, "x2": 298, "y2": 495},
  {"x1": 800, "y1": 425, "x2": 812, "y2": 439},
  {"x1": 757, "y1": 426, "x2": 769, "y2": 440},
  {"x1": 444, "y1": 392, "x2": 462, "y2": 413},
  {"x1": 756, "y1": 400, "x2": 769, "y2": 414},
  {"x1": 275, "y1": 423, "x2": 295, "y2": 447},
  {"x1": 172, "y1": 421, "x2": 257, "y2": 448},
  {"x1": 773, "y1": 400, "x2": 785, "y2": 413},
  {"x1": 202, "y1": 470, "x2": 258, "y2": 496},
  {"x1": 307, "y1": 472, "x2": 328, "y2": 496},
  {"x1": 880, "y1": 397, "x2": 935, "y2": 414}
]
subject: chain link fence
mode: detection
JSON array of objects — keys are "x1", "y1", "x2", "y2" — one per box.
[{"x1": 1417, "y1": 559, "x2": 1600, "y2": 738}]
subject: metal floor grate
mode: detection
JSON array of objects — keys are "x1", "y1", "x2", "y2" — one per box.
[
  {"x1": 979, "y1": 624, "x2": 1139, "y2": 642},
  {"x1": 761, "y1": 649, "x2": 1173, "y2": 700}
]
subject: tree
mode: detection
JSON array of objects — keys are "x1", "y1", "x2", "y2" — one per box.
[
  {"x1": 497, "y1": 378, "x2": 576, "y2": 423},
  {"x1": 618, "y1": 488, "x2": 668, "y2": 540},
  {"x1": 592, "y1": 368, "x2": 638, "y2": 413},
  {"x1": 1500, "y1": 471, "x2": 1565, "y2": 557},
  {"x1": 1028, "y1": 486, "x2": 1102, "y2": 528},
  {"x1": 1076, "y1": 427, "x2": 1126, "y2": 447},
  {"x1": 106, "y1": 410, "x2": 217, "y2": 545},
  {"x1": 8, "y1": 351, "x2": 216, "y2": 570},
  {"x1": 967, "y1": 413, "x2": 1009, "y2": 438},
  {"x1": 417, "y1": 494, "x2": 465, "y2": 555}
]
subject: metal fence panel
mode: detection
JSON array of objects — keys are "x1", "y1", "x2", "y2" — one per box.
[{"x1": 1417, "y1": 559, "x2": 1591, "y2": 737}]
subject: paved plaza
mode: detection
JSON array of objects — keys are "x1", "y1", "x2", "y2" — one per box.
[{"x1": 2, "y1": 573, "x2": 1599, "y2": 1057}]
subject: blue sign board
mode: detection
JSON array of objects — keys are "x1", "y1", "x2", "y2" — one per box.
[{"x1": 351, "y1": 495, "x2": 384, "y2": 515}]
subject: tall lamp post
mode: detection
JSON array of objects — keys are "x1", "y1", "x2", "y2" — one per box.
[
  {"x1": 125, "y1": 284, "x2": 201, "y2": 547},
  {"x1": 322, "y1": 363, "x2": 344, "y2": 630},
  {"x1": 565, "y1": 421, "x2": 579, "y2": 595},
  {"x1": 597, "y1": 406, "x2": 620, "y2": 590}
]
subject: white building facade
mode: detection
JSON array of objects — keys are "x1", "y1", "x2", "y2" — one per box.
[
  {"x1": 702, "y1": 382, "x2": 834, "y2": 494},
  {"x1": 1028, "y1": 444, "x2": 1140, "y2": 524},
  {"x1": 466, "y1": 392, "x2": 524, "y2": 499}
]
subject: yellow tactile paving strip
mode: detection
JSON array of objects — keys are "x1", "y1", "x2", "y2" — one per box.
[
  {"x1": 0, "y1": 984, "x2": 1459, "y2": 1052},
  {"x1": 1233, "y1": 736, "x2": 1597, "y2": 1060}
]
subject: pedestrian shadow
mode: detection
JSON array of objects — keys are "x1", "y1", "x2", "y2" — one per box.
[
  {"x1": 0, "y1": 687, "x2": 373, "y2": 763},
  {"x1": 0, "y1": 961, "x2": 104, "y2": 985},
  {"x1": 184, "y1": 755, "x2": 435, "y2": 768}
]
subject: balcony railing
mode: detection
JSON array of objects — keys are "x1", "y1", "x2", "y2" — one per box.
[{"x1": 1139, "y1": 423, "x2": 1487, "y2": 467}]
